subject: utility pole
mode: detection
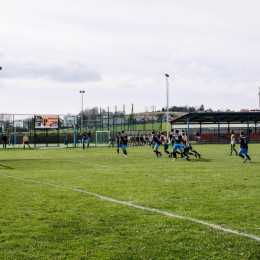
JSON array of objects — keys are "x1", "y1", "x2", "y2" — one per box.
[
  {"x1": 258, "y1": 87, "x2": 260, "y2": 110},
  {"x1": 79, "y1": 90, "x2": 85, "y2": 131},
  {"x1": 165, "y1": 74, "x2": 169, "y2": 138}
]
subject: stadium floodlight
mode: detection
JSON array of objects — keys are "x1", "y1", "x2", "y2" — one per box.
[
  {"x1": 79, "y1": 90, "x2": 85, "y2": 131},
  {"x1": 165, "y1": 74, "x2": 169, "y2": 138}
]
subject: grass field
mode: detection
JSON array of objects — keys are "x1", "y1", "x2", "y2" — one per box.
[{"x1": 0, "y1": 144, "x2": 260, "y2": 259}]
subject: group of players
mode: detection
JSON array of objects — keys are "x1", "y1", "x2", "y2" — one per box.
[
  {"x1": 80, "y1": 130, "x2": 91, "y2": 150},
  {"x1": 115, "y1": 129, "x2": 201, "y2": 161},
  {"x1": 115, "y1": 128, "x2": 252, "y2": 163},
  {"x1": 229, "y1": 130, "x2": 252, "y2": 163},
  {"x1": 151, "y1": 129, "x2": 201, "y2": 161}
]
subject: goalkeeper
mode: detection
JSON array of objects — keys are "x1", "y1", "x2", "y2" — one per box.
[{"x1": 22, "y1": 134, "x2": 32, "y2": 150}]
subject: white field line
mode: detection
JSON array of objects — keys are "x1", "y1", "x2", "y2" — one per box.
[{"x1": 1, "y1": 172, "x2": 260, "y2": 242}]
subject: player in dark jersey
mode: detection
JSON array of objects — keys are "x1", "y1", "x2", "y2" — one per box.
[
  {"x1": 168, "y1": 128, "x2": 182, "y2": 158},
  {"x1": 116, "y1": 132, "x2": 122, "y2": 154},
  {"x1": 86, "y1": 130, "x2": 91, "y2": 148},
  {"x1": 152, "y1": 131, "x2": 162, "y2": 158},
  {"x1": 238, "y1": 131, "x2": 252, "y2": 163},
  {"x1": 170, "y1": 129, "x2": 190, "y2": 161},
  {"x1": 81, "y1": 132, "x2": 86, "y2": 150},
  {"x1": 120, "y1": 131, "x2": 128, "y2": 157}
]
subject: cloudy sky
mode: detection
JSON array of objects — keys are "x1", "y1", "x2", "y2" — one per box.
[{"x1": 1, "y1": 0, "x2": 260, "y2": 116}]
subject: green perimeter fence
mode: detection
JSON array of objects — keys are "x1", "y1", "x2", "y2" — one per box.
[
  {"x1": 1, "y1": 114, "x2": 260, "y2": 147},
  {"x1": 0, "y1": 114, "x2": 166, "y2": 147}
]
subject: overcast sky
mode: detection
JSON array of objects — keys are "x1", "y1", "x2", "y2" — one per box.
[{"x1": 1, "y1": 0, "x2": 260, "y2": 116}]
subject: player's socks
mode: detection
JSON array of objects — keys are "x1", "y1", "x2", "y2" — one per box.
[{"x1": 239, "y1": 154, "x2": 244, "y2": 159}]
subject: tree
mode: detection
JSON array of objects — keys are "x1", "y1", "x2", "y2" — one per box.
[
  {"x1": 199, "y1": 104, "x2": 204, "y2": 112},
  {"x1": 151, "y1": 105, "x2": 156, "y2": 112}
]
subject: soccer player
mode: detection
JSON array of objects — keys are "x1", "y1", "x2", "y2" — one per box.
[
  {"x1": 116, "y1": 132, "x2": 121, "y2": 154},
  {"x1": 120, "y1": 131, "x2": 128, "y2": 157},
  {"x1": 161, "y1": 131, "x2": 171, "y2": 157},
  {"x1": 229, "y1": 130, "x2": 238, "y2": 156},
  {"x1": 152, "y1": 131, "x2": 162, "y2": 158},
  {"x1": 81, "y1": 132, "x2": 86, "y2": 150},
  {"x1": 86, "y1": 130, "x2": 91, "y2": 148},
  {"x1": 238, "y1": 131, "x2": 252, "y2": 163},
  {"x1": 168, "y1": 128, "x2": 181, "y2": 158},
  {"x1": 181, "y1": 132, "x2": 201, "y2": 158},
  {"x1": 22, "y1": 134, "x2": 32, "y2": 150},
  {"x1": 108, "y1": 136, "x2": 115, "y2": 148},
  {"x1": 170, "y1": 129, "x2": 190, "y2": 161}
]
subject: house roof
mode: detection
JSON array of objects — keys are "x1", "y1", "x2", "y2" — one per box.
[{"x1": 170, "y1": 112, "x2": 260, "y2": 125}]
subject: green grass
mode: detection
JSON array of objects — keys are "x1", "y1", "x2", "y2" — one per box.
[{"x1": 0, "y1": 144, "x2": 260, "y2": 259}]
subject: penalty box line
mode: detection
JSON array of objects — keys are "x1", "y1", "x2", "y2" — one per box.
[{"x1": 1, "y1": 172, "x2": 260, "y2": 242}]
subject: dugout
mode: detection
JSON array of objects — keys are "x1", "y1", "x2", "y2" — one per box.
[{"x1": 170, "y1": 112, "x2": 260, "y2": 143}]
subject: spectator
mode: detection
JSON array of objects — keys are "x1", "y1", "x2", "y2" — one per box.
[{"x1": 2, "y1": 134, "x2": 7, "y2": 148}]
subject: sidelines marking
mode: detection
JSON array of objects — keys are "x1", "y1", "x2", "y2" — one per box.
[{"x1": 1, "y1": 172, "x2": 260, "y2": 242}]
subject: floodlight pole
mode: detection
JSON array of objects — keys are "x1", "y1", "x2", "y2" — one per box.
[
  {"x1": 165, "y1": 74, "x2": 169, "y2": 139},
  {"x1": 79, "y1": 90, "x2": 85, "y2": 131},
  {"x1": 258, "y1": 87, "x2": 260, "y2": 110}
]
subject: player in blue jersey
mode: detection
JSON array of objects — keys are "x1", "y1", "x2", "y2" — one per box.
[
  {"x1": 238, "y1": 131, "x2": 252, "y2": 163},
  {"x1": 170, "y1": 129, "x2": 190, "y2": 161},
  {"x1": 120, "y1": 131, "x2": 128, "y2": 157}
]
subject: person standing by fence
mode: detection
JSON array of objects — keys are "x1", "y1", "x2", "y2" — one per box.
[{"x1": 2, "y1": 134, "x2": 7, "y2": 148}]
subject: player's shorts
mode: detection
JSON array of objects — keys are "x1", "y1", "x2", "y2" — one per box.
[
  {"x1": 82, "y1": 139, "x2": 86, "y2": 143},
  {"x1": 238, "y1": 148, "x2": 248, "y2": 155},
  {"x1": 121, "y1": 144, "x2": 127, "y2": 149},
  {"x1": 154, "y1": 143, "x2": 160, "y2": 149},
  {"x1": 164, "y1": 143, "x2": 169, "y2": 150},
  {"x1": 116, "y1": 143, "x2": 122, "y2": 148},
  {"x1": 86, "y1": 137, "x2": 90, "y2": 142},
  {"x1": 230, "y1": 143, "x2": 236, "y2": 148},
  {"x1": 183, "y1": 147, "x2": 190, "y2": 153},
  {"x1": 173, "y1": 143, "x2": 183, "y2": 151}
]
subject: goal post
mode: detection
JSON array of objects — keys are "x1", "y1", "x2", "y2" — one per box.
[{"x1": 95, "y1": 131, "x2": 110, "y2": 146}]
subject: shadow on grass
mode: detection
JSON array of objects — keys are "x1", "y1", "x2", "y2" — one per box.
[
  {"x1": 190, "y1": 158, "x2": 213, "y2": 163},
  {"x1": 0, "y1": 164, "x2": 14, "y2": 169}
]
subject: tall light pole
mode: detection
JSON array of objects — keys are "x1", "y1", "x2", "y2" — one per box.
[
  {"x1": 79, "y1": 90, "x2": 85, "y2": 131},
  {"x1": 165, "y1": 74, "x2": 169, "y2": 138},
  {"x1": 258, "y1": 87, "x2": 260, "y2": 110}
]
